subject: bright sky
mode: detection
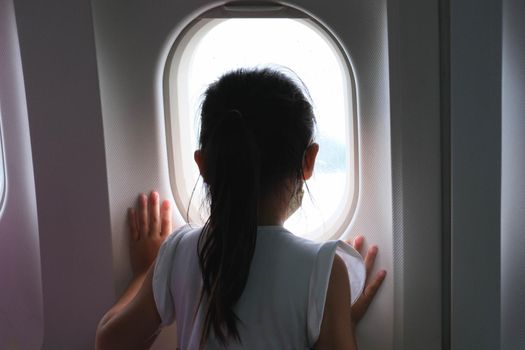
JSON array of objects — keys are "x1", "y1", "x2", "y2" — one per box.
[{"x1": 174, "y1": 18, "x2": 354, "y2": 239}]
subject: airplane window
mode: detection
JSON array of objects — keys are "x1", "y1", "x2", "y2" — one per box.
[{"x1": 165, "y1": 13, "x2": 358, "y2": 240}]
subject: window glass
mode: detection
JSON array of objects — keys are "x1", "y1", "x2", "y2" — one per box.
[{"x1": 165, "y1": 15, "x2": 357, "y2": 240}]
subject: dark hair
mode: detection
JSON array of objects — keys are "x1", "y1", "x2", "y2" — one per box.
[{"x1": 196, "y1": 68, "x2": 315, "y2": 345}]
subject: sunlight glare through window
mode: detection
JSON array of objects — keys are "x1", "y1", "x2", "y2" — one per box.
[{"x1": 167, "y1": 17, "x2": 356, "y2": 240}]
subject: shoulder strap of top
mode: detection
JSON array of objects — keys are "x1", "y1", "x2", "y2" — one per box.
[
  {"x1": 306, "y1": 240, "x2": 365, "y2": 346},
  {"x1": 335, "y1": 240, "x2": 366, "y2": 304},
  {"x1": 152, "y1": 224, "x2": 193, "y2": 325}
]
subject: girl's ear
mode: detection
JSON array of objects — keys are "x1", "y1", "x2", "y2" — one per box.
[
  {"x1": 194, "y1": 150, "x2": 205, "y2": 177},
  {"x1": 302, "y1": 143, "x2": 319, "y2": 180}
]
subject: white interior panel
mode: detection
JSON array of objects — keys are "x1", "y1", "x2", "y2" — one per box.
[
  {"x1": 387, "y1": 0, "x2": 442, "y2": 349},
  {"x1": 13, "y1": 0, "x2": 115, "y2": 347},
  {"x1": 0, "y1": 0, "x2": 43, "y2": 347},
  {"x1": 0, "y1": 0, "x2": 449, "y2": 348},
  {"x1": 90, "y1": 0, "x2": 431, "y2": 348}
]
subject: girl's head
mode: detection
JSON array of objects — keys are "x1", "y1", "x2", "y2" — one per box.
[{"x1": 194, "y1": 68, "x2": 317, "y2": 344}]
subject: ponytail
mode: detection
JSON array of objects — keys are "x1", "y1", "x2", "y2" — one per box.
[
  {"x1": 197, "y1": 110, "x2": 260, "y2": 345},
  {"x1": 196, "y1": 68, "x2": 316, "y2": 345}
]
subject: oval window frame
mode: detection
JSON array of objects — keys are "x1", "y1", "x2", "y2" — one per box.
[{"x1": 162, "y1": 2, "x2": 360, "y2": 241}]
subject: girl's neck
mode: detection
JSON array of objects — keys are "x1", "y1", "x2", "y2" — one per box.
[
  {"x1": 257, "y1": 215, "x2": 284, "y2": 226},
  {"x1": 257, "y1": 192, "x2": 289, "y2": 226}
]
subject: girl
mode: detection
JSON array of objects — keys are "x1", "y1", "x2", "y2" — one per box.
[{"x1": 96, "y1": 68, "x2": 386, "y2": 349}]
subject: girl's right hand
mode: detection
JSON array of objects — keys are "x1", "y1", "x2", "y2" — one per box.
[
  {"x1": 128, "y1": 191, "x2": 172, "y2": 277},
  {"x1": 347, "y1": 236, "x2": 386, "y2": 328}
]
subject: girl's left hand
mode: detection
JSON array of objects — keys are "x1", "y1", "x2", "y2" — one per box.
[
  {"x1": 347, "y1": 236, "x2": 386, "y2": 327},
  {"x1": 128, "y1": 191, "x2": 172, "y2": 277}
]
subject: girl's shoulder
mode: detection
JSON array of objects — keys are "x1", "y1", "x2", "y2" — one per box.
[
  {"x1": 152, "y1": 224, "x2": 202, "y2": 326},
  {"x1": 161, "y1": 224, "x2": 201, "y2": 246},
  {"x1": 256, "y1": 226, "x2": 342, "y2": 260},
  {"x1": 255, "y1": 226, "x2": 365, "y2": 304}
]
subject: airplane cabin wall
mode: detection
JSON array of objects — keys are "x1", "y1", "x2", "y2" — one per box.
[
  {"x1": 91, "y1": 0, "x2": 399, "y2": 349},
  {"x1": 449, "y1": 0, "x2": 502, "y2": 348},
  {"x1": 12, "y1": 0, "x2": 115, "y2": 348},
  {"x1": 0, "y1": 0, "x2": 43, "y2": 348},
  {"x1": 502, "y1": 0, "x2": 525, "y2": 348},
  {"x1": 6, "y1": 0, "x2": 507, "y2": 348},
  {"x1": 387, "y1": 0, "x2": 442, "y2": 348},
  {"x1": 91, "y1": 0, "x2": 444, "y2": 349}
]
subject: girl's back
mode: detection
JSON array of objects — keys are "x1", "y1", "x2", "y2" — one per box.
[{"x1": 154, "y1": 225, "x2": 365, "y2": 349}]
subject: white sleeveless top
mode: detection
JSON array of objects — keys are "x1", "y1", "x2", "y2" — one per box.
[{"x1": 153, "y1": 225, "x2": 365, "y2": 349}]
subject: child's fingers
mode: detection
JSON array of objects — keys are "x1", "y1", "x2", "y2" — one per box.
[
  {"x1": 160, "y1": 200, "x2": 172, "y2": 236},
  {"x1": 139, "y1": 193, "x2": 149, "y2": 236},
  {"x1": 353, "y1": 270, "x2": 386, "y2": 323},
  {"x1": 347, "y1": 235, "x2": 364, "y2": 255},
  {"x1": 364, "y1": 245, "x2": 378, "y2": 283},
  {"x1": 128, "y1": 208, "x2": 139, "y2": 240},
  {"x1": 355, "y1": 236, "x2": 365, "y2": 254},
  {"x1": 362, "y1": 270, "x2": 386, "y2": 303},
  {"x1": 149, "y1": 191, "x2": 160, "y2": 236}
]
